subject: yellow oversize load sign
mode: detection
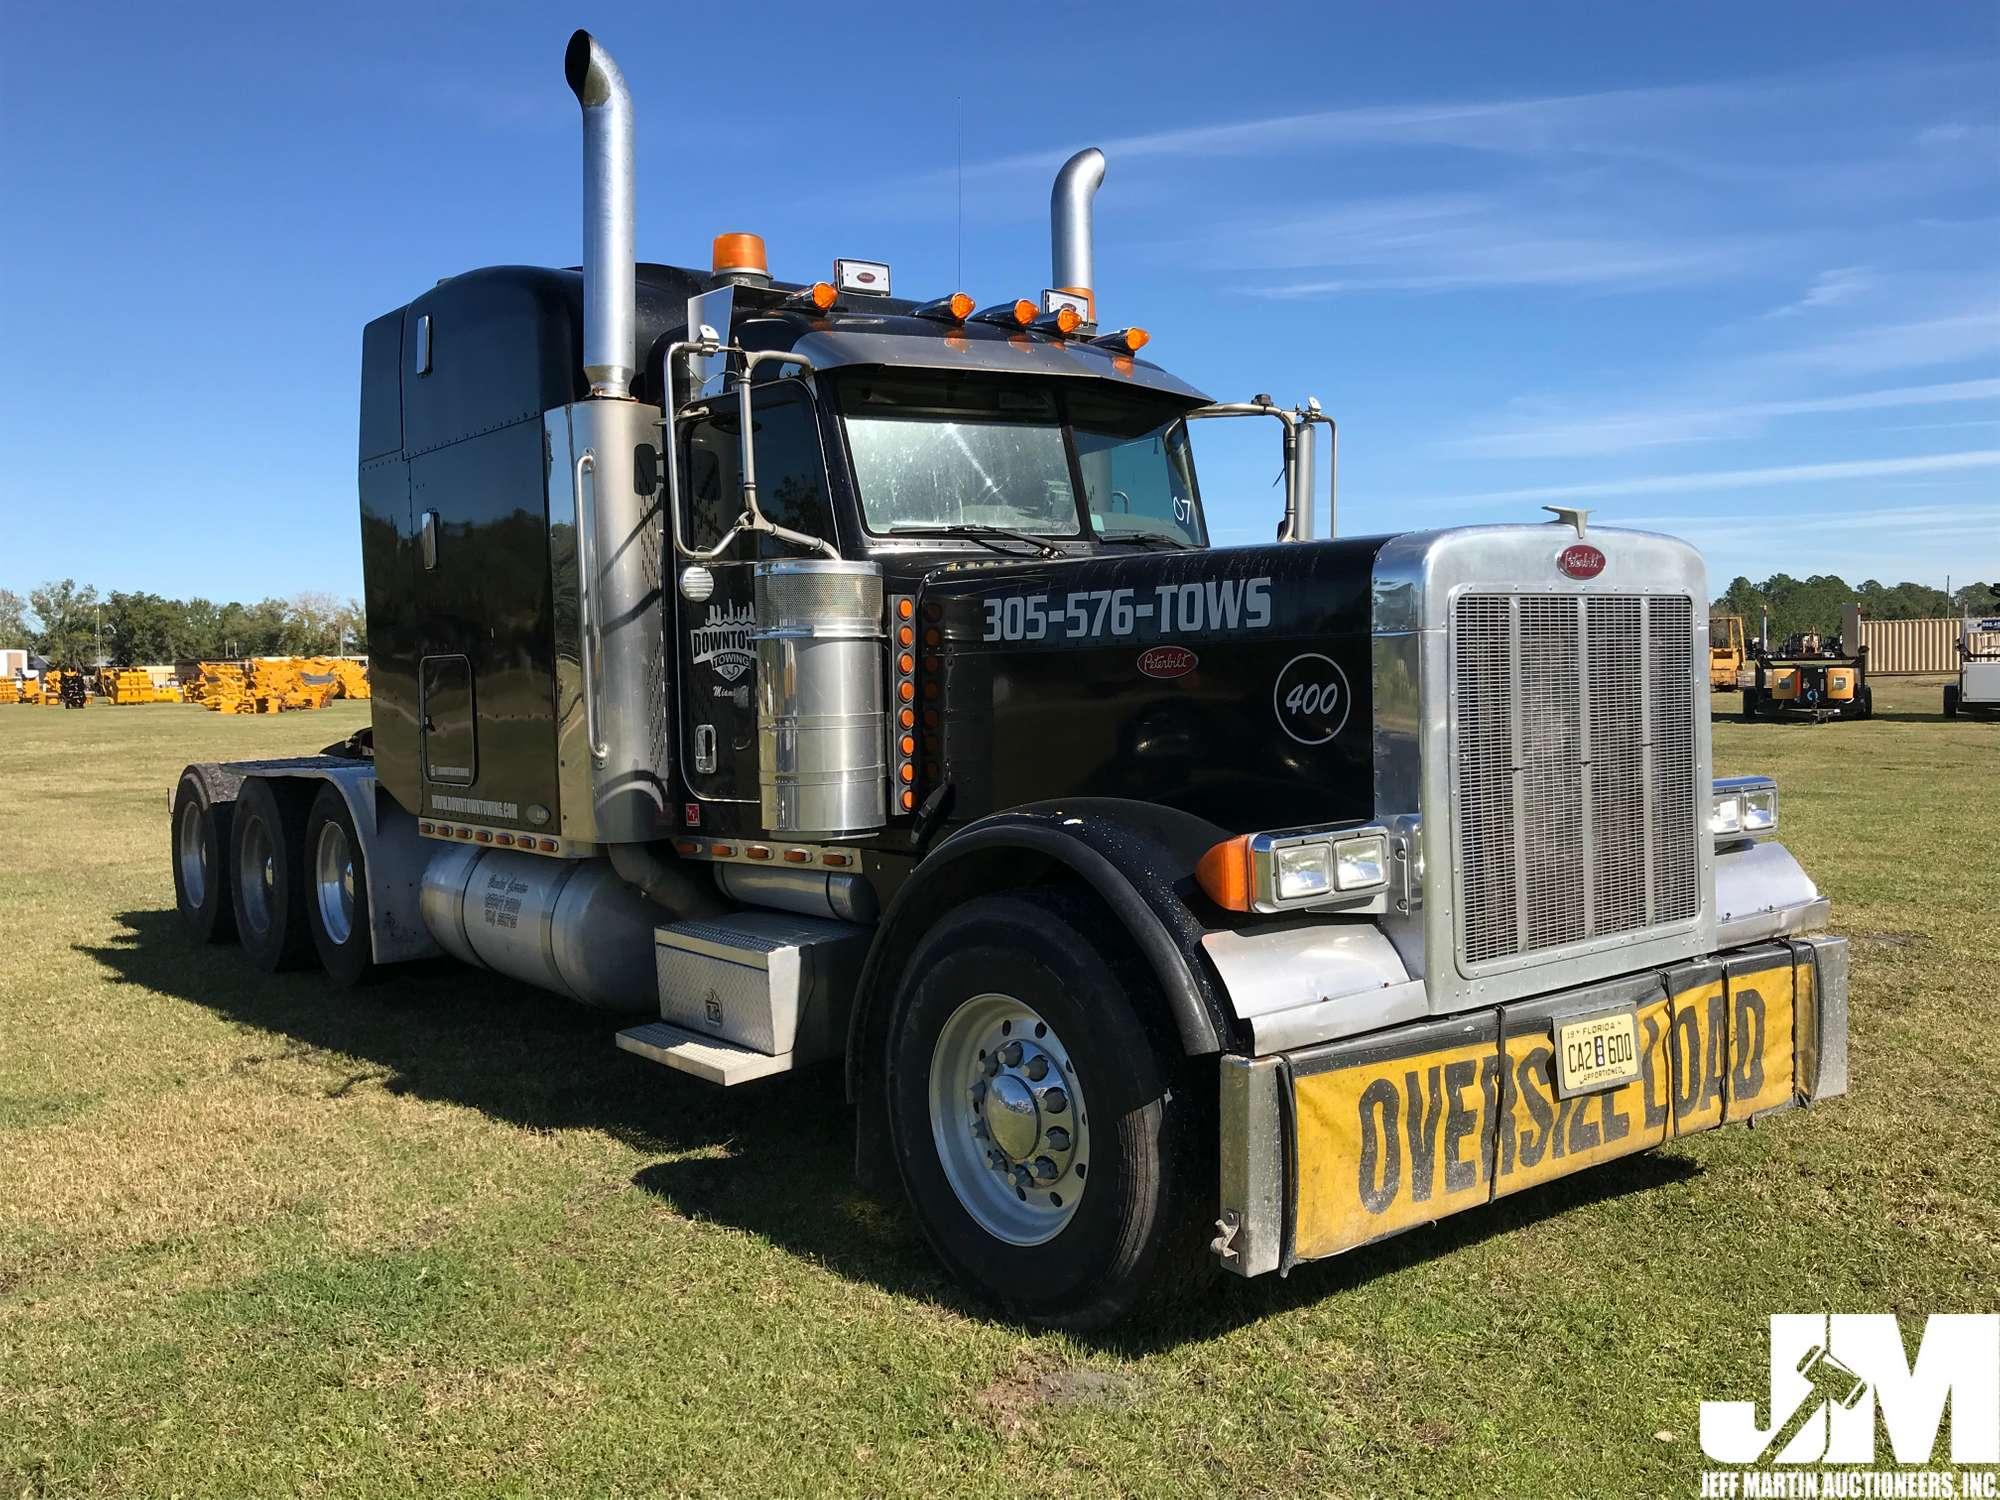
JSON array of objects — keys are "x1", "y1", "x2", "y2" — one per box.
[{"x1": 1289, "y1": 945, "x2": 1802, "y2": 1262}]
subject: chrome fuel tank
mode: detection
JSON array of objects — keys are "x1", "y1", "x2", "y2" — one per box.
[{"x1": 419, "y1": 845, "x2": 660, "y2": 1013}]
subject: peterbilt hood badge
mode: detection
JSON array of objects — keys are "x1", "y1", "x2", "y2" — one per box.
[
  {"x1": 1137, "y1": 645, "x2": 1198, "y2": 679},
  {"x1": 1557, "y1": 543, "x2": 1607, "y2": 580}
]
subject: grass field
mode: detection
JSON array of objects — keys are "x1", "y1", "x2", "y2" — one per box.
[{"x1": 2, "y1": 681, "x2": 1995, "y2": 1498}]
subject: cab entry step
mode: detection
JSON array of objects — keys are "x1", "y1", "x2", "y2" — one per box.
[{"x1": 614, "y1": 1020, "x2": 796, "y2": 1087}]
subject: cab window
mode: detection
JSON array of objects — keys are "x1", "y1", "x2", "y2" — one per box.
[
  {"x1": 1070, "y1": 390, "x2": 1205, "y2": 546},
  {"x1": 683, "y1": 381, "x2": 835, "y2": 555}
]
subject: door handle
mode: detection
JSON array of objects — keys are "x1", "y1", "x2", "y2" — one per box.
[
  {"x1": 419, "y1": 510, "x2": 440, "y2": 571},
  {"x1": 693, "y1": 723, "x2": 717, "y2": 774}
]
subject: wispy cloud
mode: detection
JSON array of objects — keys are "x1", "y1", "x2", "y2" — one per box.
[
  {"x1": 1458, "y1": 377, "x2": 2000, "y2": 458},
  {"x1": 1220, "y1": 193, "x2": 1765, "y2": 295},
  {"x1": 1762, "y1": 266, "x2": 1875, "y2": 318},
  {"x1": 1420, "y1": 449, "x2": 2000, "y2": 507}
]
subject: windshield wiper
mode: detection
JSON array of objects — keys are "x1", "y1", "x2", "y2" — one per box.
[
  {"x1": 886, "y1": 524, "x2": 1065, "y2": 559},
  {"x1": 1098, "y1": 529, "x2": 1193, "y2": 550}
]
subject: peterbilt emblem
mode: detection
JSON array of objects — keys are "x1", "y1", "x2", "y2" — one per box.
[
  {"x1": 690, "y1": 601, "x2": 755, "y2": 682},
  {"x1": 1137, "y1": 645, "x2": 1198, "y2": 680},
  {"x1": 1557, "y1": 543, "x2": 1607, "y2": 580}
]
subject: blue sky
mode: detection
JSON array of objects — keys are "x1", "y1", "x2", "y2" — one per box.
[{"x1": 1, "y1": 0, "x2": 1994, "y2": 604}]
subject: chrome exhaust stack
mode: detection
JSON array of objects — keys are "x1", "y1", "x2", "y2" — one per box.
[
  {"x1": 564, "y1": 29, "x2": 635, "y2": 399},
  {"x1": 1050, "y1": 147, "x2": 1106, "y2": 319}
]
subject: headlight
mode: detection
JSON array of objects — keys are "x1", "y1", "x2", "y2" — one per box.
[
  {"x1": 1275, "y1": 843, "x2": 1333, "y2": 901},
  {"x1": 1334, "y1": 833, "x2": 1387, "y2": 891},
  {"x1": 1711, "y1": 775, "x2": 1778, "y2": 844},
  {"x1": 1196, "y1": 822, "x2": 1394, "y2": 913}
]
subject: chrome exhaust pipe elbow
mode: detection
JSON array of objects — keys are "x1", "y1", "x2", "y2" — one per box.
[
  {"x1": 564, "y1": 30, "x2": 636, "y2": 399},
  {"x1": 1050, "y1": 147, "x2": 1105, "y2": 312}
]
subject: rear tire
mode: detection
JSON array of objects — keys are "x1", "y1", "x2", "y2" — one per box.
[
  {"x1": 304, "y1": 784, "x2": 375, "y2": 987},
  {"x1": 1944, "y1": 686, "x2": 1960, "y2": 718},
  {"x1": 1855, "y1": 686, "x2": 1873, "y2": 720},
  {"x1": 1741, "y1": 689, "x2": 1759, "y2": 721},
  {"x1": 171, "y1": 769, "x2": 235, "y2": 944},
  {"x1": 884, "y1": 890, "x2": 1210, "y2": 1331},
  {"x1": 231, "y1": 778, "x2": 315, "y2": 973}
]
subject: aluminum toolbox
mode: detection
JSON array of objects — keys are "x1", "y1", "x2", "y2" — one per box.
[{"x1": 654, "y1": 910, "x2": 871, "y2": 1060}]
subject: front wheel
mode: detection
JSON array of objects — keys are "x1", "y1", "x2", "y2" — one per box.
[
  {"x1": 884, "y1": 891, "x2": 1209, "y2": 1330},
  {"x1": 1741, "y1": 689, "x2": 1760, "y2": 721},
  {"x1": 1944, "y1": 685, "x2": 1960, "y2": 718}
]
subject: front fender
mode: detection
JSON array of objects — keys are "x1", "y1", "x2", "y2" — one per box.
[{"x1": 846, "y1": 799, "x2": 1236, "y2": 1109}]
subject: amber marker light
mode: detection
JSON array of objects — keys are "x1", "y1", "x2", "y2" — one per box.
[
  {"x1": 1195, "y1": 834, "x2": 1255, "y2": 912},
  {"x1": 1091, "y1": 327, "x2": 1150, "y2": 354},
  {"x1": 973, "y1": 299, "x2": 1038, "y2": 328},
  {"x1": 914, "y1": 291, "x2": 977, "y2": 323},
  {"x1": 790, "y1": 281, "x2": 837, "y2": 311}
]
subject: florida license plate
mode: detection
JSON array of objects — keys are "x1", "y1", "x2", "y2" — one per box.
[{"x1": 1555, "y1": 1010, "x2": 1640, "y2": 1096}]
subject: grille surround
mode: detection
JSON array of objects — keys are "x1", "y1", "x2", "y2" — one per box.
[{"x1": 1449, "y1": 590, "x2": 1702, "y2": 972}]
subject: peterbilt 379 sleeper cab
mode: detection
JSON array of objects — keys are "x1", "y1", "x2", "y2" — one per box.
[{"x1": 167, "y1": 30, "x2": 1847, "y2": 1329}]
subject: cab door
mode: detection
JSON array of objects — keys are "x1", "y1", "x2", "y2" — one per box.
[{"x1": 674, "y1": 379, "x2": 839, "y2": 807}]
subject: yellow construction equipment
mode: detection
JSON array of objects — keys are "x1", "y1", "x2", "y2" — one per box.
[
  {"x1": 102, "y1": 668, "x2": 180, "y2": 704},
  {"x1": 331, "y1": 659, "x2": 372, "y2": 699},
  {"x1": 0, "y1": 679, "x2": 18, "y2": 705},
  {"x1": 1709, "y1": 615, "x2": 1747, "y2": 690}
]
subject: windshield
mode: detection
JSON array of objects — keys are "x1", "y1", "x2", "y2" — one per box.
[{"x1": 838, "y1": 372, "x2": 1204, "y2": 545}]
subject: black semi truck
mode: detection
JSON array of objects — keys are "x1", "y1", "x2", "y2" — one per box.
[{"x1": 170, "y1": 32, "x2": 1849, "y2": 1329}]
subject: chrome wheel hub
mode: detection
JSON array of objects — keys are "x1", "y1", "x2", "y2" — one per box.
[
  {"x1": 239, "y1": 816, "x2": 275, "y2": 936},
  {"x1": 314, "y1": 820, "x2": 355, "y2": 946},
  {"x1": 928, "y1": 994, "x2": 1089, "y2": 1245},
  {"x1": 177, "y1": 799, "x2": 207, "y2": 907}
]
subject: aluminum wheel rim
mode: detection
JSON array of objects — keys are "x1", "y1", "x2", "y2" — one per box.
[
  {"x1": 928, "y1": 993, "x2": 1089, "y2": 1246},
  {"x1": 238, "y1": 814, "x2": 275, "y2": 937},
  {"x1": 176, "y1": 798, "x2": 207, "y2": 908},
  {"x1": 314, "y1": 820, "x2": 355, "y2": 947}
]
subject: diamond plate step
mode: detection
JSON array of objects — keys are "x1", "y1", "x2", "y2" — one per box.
[{"x1": 614, "y1": 1020, "x2": 794, "y2": 1087}]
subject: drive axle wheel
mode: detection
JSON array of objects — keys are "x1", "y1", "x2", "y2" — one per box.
[
  {"x1": 885, "y1": 891, "x2": 1208, "y2": 1330},
  {"x1": 304, "y1": 784, "x2": 375, "y2": 986},
  {"x1": 171, "y1": 768, "x2": 236, "y2": 944},
  {"x1": 231, "y1": 778, "x2": 315, "y2": 973}
]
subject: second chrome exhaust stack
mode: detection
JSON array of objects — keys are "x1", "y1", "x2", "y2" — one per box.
[
  {"x1": 564, "y1": 30, "x2": 635, "y2": 399},
  {"x1": 1051, "y1": 147, "x2": 1106, "y2": 317}
]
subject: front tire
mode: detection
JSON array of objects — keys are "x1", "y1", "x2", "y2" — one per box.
[
  {"x1": 1741, "y1": 689, "x2": 1760, "y2": 721},
  {"x1": 171, "y1": 768, "x2": 236, "y2": 944},
  {"x1": 304, "y1": 784, "x2": 375, "y2": 986},
  {"x1": 231, "y1": 778, "x2": 315, "y2": 973},
  {"x1": 1944, "y1": 685, "x2": 1960, "y2": 718},
  {"x1": 884, "y1": 890, "x2": 1208, "y2": 1330}
]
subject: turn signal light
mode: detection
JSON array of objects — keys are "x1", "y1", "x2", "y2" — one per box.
[
  {"x1": 1195, "y1": 835, "x2": 1255, "y2": 912},
  {"x1": 789, "y1": 281, "x2": 837, "y2": 311}
]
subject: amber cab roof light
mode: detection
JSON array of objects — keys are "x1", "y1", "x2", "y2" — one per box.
[{"x1": 711, "y1": 231, "x2": 770, "y2": 278}]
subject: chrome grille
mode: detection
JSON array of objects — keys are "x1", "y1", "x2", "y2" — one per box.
[{"x1": 1453, "y1": 592, "x2": 1700, "y2": 967}]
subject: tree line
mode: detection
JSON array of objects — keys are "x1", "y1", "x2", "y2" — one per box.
[
  {"x1": 0, "y1": 581, "x2": 367, "y2": 667},
  {"x1": 1710, "y1": 575, "x2": 1997, "y2": 644}
]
